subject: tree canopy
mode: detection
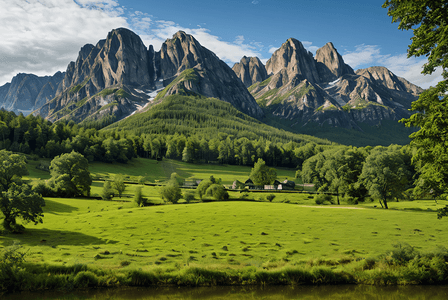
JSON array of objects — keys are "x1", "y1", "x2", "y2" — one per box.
[
  {"x1": 160, "y1": 173, "x2": 182, "y2": 204},
  {"x1": 383, "y1": 0, "x2": 447, "y2": 77},
  {"x1": 48, "y1": 151, "x2": 92, "y2": 197},
  {"x1": 384, "y1": 1, "x2": 448, "y2": 200},
  {"x1": 249, "y1": 158, "x2": 277, "y2": 186},
  {"x1": 0, "y1": 150, "x2": 45, "y2": 232},
  {"x1": 0, "y1": 150, "x2": 28, "y2": 191},
  {"x1": 359, "y1": 146, "x2": 412, "y2": 209}
]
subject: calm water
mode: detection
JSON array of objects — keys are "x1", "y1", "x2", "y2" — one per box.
[{"x1": 3, "y1": 285, "x2": 448, "y2": 300}]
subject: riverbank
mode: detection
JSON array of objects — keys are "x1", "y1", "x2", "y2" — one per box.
[{"x1": 2, "y1": 241, "x2": 448, "y2": 294}]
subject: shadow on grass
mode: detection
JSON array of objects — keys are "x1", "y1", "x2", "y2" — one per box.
[
  {"x1": 2, "y1": 228, "x2": 118, "y2": 247},
  {"x1": 160, "y1": 160, "x2": 193, "y2": 180},
  {"x1": 44, "y1": 199, "x2": 79, "y2": 214}
]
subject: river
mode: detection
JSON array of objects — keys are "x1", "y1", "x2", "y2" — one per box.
[{"x1": 3, "y1": 285, "x2": 448, "y2": 300}]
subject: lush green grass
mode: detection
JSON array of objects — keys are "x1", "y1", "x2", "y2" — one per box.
[
  {"x1": 3, "y1": 157, "x2": 447, "y2": 290},
  {"x1": 158, "y1": 159, "x2": 301, "y2": 185},
  {"x1": 89, "y1": 158, "x2": 166, "y2": 183},
  {"x1": 87, "y1": 158, "x2": 301, "y2": 186},
  {"x1": 24, "y1": 159, "x2": 52, "y2": 181},
  {"x1": 2, "y1": 197, "x2": 448, "y2": 272}
]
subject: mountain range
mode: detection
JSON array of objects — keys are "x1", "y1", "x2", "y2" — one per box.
[
  {"x1": 0, "y1": 28, "x2": 422, "y2": 145},
  {"x1": 234, "y1": 39, "x2": 421, "y2": 130}
]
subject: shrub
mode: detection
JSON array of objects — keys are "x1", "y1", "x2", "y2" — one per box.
[
  {"x1": 134, "y1": 187, "x2": 147, "y2": 207},
  {"x1": 345, "y1": 196, "x2": 358, "y2": 205},
  {"x1": 205, "y1": 184, "x2": 229, "y2": 200},
  {"x1": 101, "y1": 181, "x2": 114, "y2": 200},
  {"x1": 315, "y1": 194, "x2": 333, "y2": 205},
  {"x1": 73, "y1": 271, "x2": 98, "y2": 288},
  {"x1": 183, "y1": 190, "x2": 195, "y2": 203},
  {"x1": 32, "y1": 180, "x2": 52, "y2": 197},
  {"x1": 362, "y1": 257, "x2": 377, "y2": 270},
  {"x1": 0, "y1": 243, "x2": 27, "y2": 292},
  {"x1": 197, "y1": 179, "x2": 213, "y2": 200},
  {"x1": 160, "y1": 181, "x2": 182, "y2": 204},
  {"x1": 240, "y1": 191, "x2": 250, "y2": 200},
  {"x1": 389, "y1": 243, "x2": 419, "y2": 265},
  {"x1": 266, "y1": 194, "x2": 276, "y2": 202}
]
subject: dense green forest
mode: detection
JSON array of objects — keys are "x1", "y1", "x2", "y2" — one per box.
[{"x1": 0, "y1": 96, "x2": 335, "y2": 168}]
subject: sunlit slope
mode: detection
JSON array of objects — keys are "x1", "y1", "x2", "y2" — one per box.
[{"x1": 103, "y1": 94, "x2": 331, "y2": 145}]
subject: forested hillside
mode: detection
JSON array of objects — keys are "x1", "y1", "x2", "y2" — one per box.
[{"x1": 0, "y1": 95, "x2": 332, "y2": 168}]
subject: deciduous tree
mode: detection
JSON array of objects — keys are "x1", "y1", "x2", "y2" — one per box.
[
  {"x1": 384, "y1": 1, "x2": 448, "y2": 199},
  {"x1": 249, "y1": 158, "x2": 277, "y2": 186},
  {"x1": 0, "y1": 151, "x2": 45, "y2": 232},
  {"x1": 359, "y1": 146, "x2": 411, "y2": 209},
  {"x1": 0, "y1": 150, "x2": 28, "y2": 191},
  {"x1": 112, "y1": 174, "x2": 126, "y2": 198},
  {"x1": 48, "y1": 151, "x2": 92, "y2": 197},
  {"x1": 160, "y1": 173, "x2": 182, "y2": 204},
  {"x1": 101, "y1": 181, "x2": 114, "y2": 200}
]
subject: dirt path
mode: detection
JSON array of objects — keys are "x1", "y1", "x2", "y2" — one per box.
[{"x1": 298, "y1": 205, "x2": 365, "y2": 210}]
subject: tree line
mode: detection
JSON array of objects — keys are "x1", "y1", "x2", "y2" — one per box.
[
  {"x1": 298, "y1": 144, "x2": 416, "y2": 209},
  {"x1": 0, "y1": 108, "x2": 332, "y2": 168}
]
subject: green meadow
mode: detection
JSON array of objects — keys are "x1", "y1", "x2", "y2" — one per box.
[
  {"x1": 87, "y1": 158, "x2": 302, "y2": 185},
  {"x1": 3, "y1": 198, "x2": 448, "y2": 271},
  {"x1": 2, "y1": 158, "x2": 448, "y2": 289}
]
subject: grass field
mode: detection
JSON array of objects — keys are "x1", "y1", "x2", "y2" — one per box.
[
  {"x1": 2, "y1": 196, "x2": 448, "y2": 271},
  {"x1": 2, "y1": 157, "x2": 448, "y2": 289},
  {"x1": 88, "y1": 158, "x2": 302, "y2": 186}
]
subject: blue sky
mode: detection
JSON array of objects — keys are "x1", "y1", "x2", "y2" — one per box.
[{"x1": 0, "y1": 0, "x2": 442, "y2": 88}]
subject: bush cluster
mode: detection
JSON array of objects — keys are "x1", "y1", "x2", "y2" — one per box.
[{"x1": 314, "y1": 194, "x2": 334, "y2": 205}]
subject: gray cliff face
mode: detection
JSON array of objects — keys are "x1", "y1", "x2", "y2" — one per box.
[
  {"x1": 159, "y1": 31, "x2": 208, "y2": 80},
  {"x1": 0, "y1": 71, "x2": 64, "y2": 115},
  {"x1": 60, "y1": 28, "x2": 153, "y2": 97},
  {"x1": 158, "y1": 31, "x2": 264, "y2": 119},
  {"x1": 246, "y1": 38, "x2": 422, "y2": 128},
  {"x1": 315, "y1": 42, "x2": 354, "y2": 82},
  {"x1": 30, "y1": 28, "x2": 264, "y2": 123},
  {"x1": 34, "y1": 28, "x2": 155, "y2": 122},
  {"x1": 232, "y1": 56, "x2": 268, "y2": 87},
  {"x1": 266, "y1": 38, "x2": 321, "y2": 83},
  {"x1": 355, "y1": 66, "x2": 422, "y2": 107}
]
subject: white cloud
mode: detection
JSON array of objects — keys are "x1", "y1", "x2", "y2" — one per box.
[
  {"x1": 0, "y1": 0, "x2": 266, "y2": 86},
  {"x1": 381, "y1": 54, "x2": 443, "y2": 89},
  {"x1": 268, "y1": 46, "x2": 278, "y2": 54},
  {"x1": 136, "y1": 21, "x2": 263, "y2": 63},
  {"x1": 301, "y1": 41, "x2": 319, "y2": 54},
  {"x1": 267, "y1": 40, "x2": 318, "y2": 57},
  {"x1": 342, "y1": 44, "x2": 384, "y2": 69},
  {"x1": 0, "y1": 0, "x2": 128, "y2": 86},
  {"x1": 234, "y1": 35, "x2": 245, "y2": 45},
  {"x1": 342, "y1": 44, "x2": 443, "y2": 89},
  {"x1": 252, "y1": 0, "x2": 259, "y2": 4}
]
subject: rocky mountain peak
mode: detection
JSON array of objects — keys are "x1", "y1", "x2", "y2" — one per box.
[
  {"x1": 158, "y1": 31, "x2": 264, "y2": 119},
  {"x1": 355, "y1": 66, "x2": 421, "y2": 95},
  {"x1": 0, "y1": 71, "x2": 64, "y2": 114},
  {"x1": 266, "y1": 38, "x2": 320, "y2": 83},
  {"x1": 232, "y1": 56, "x2": 268, "y2": 87},
  {"x1": 78, "y1": 44, "x2": 95, "y2": 60},
  {"x1": 97, "y1": 27, "x2": 152, "y2": 87},
  {"x1": 159, "y1": 30, "x2": 210, "y2": 80},
  {"x1": 315, "y1": 42, "x2": 354, "y2": 82}
]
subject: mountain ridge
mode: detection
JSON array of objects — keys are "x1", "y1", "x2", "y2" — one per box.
[
  {"x1": 0, "y1": 28, "x2": 423, "y2": 145},
  {"x1": 238, "y1": 38, "x2": 422, "y2": 132}
]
